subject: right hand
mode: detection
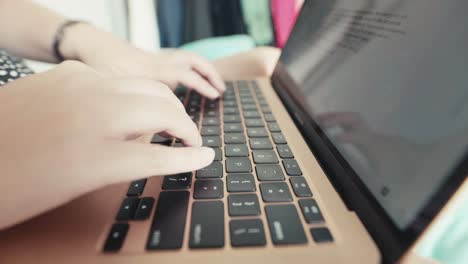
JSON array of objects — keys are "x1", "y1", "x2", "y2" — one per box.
[{"x1": 0, "y1": 61, "x2": 214, "y2": 230}]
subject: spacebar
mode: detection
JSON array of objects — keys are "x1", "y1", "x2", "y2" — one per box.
[{"x1": 146, "y1": 191, "x2": 189, "y2": 250}]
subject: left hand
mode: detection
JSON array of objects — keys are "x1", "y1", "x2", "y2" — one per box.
[{"x1": 61, "y1": 23, "x2": 225, "y2": 99}]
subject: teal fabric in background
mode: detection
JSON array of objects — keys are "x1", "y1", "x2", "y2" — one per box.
[
  {"x1": 180, "y1": 35, "x2": 255, "y2": 60},
  {"x1": 416, "y1": 188, "x2": 468, "y2": 264},
  {"x1": 240, "y1": 0, "x2": 274, "y2": 46}
]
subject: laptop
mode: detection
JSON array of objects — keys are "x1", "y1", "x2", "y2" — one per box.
[{"x1": 1, "y1": 0, "x2": 466, "y2": 263}]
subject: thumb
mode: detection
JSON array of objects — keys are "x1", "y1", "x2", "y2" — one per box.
[{"x1": 99, "y1": 142, "x2": 215, "y2": 185}]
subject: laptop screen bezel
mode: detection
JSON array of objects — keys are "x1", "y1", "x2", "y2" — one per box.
[{"x1": 269, "y1": 4, "x2": 468, "y2": 263}]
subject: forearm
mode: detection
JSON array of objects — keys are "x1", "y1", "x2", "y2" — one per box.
[
  {"x1": 0, "y1": 0, "x2": 132, "y2": 65},
  {"x1": 0, "y1": 0, "x2": 66, "y2": 62}
]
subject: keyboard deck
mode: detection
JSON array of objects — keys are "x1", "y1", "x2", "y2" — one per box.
[{"x1": 103, "y1": 80, "x2": 334, "y2": 252}]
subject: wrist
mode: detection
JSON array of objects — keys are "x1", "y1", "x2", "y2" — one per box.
[
  {"x1": 59, "y1": 23, "x2": 126, "y2": 63},
  {"x1": 58, "y1": 22, "x2": 96, "y2": 61}
]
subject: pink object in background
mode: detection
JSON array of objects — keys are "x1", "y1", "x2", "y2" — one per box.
[{"x1": 271, "y1": 0, "x2": 304, "y2": 48}]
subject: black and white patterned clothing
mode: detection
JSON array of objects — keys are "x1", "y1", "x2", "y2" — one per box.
[{"x1": 0, "y1": 49, "x2": 34, "y2": 86}]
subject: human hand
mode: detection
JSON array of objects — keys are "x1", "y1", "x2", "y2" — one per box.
[
  {"x1": 0, "y1": 61, "x2": 214, "y2": 230},
  {"x1": 61, "y1": 24, "x2": 225, "y2": 99}
]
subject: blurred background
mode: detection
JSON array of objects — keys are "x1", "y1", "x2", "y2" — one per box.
[{"x1": 30, "y1": 0, "x2": 303, "y2": 71}]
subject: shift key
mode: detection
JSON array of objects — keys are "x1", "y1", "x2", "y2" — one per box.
[
  {"x1": 265, "y1": 204, "x2": 307, "y2": 245},
  {"x1": 146, "y1": 191, "x2": 189, "y2": 250},
  {"x1": 189, "y1": 201, "x2": 225, "y2": 248}
]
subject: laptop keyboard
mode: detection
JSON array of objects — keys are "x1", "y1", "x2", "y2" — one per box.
[{"x1": 103, "y1": 80, "x2": 333, "y2": 252}]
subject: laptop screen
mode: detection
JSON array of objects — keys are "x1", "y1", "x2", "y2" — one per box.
[{"x1": 276, "y1": 0, "x2": 468, "y2": 231}]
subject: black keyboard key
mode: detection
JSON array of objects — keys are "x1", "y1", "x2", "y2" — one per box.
[
  {"x1": 224, "y1": 123, "x2": 243, "y2": 133},
  {"x1": 116, "y1": 197, "x2": 139, "y2": 221},
  {"x1": 310, "y1": 227, "x2": 333, "y2": 243},
  {"x1": 226, "y1": 174, "x2": 256, "y2": 192},
  {"x1": 249, "y1": 138, "x2": 273, "y2": 150},
  {"x1": 262, "y1": 106, "x2": 272, "y2": 113},
  {"x1": 204, "y1": 110, "x2": 219, "y2": 117},
  {"x1": 187, "y1": 105, "x2": 200, "y2": 114},
  {"x1": 298, "y1": 199, "x2": 324, "y2": 223},
  {"x1": 202, "y1": 117, "x2": 220, "y2": 126},
  {"x1": 162, "y1": 172, "x2": 192, "y2": 190},
  {"x1": 225, "y1": 133, "x2": 245, "y2": 144},
  {"x1": 228, "y1": 194, "x2": 261, "y2": 216},
  {"x1": 224, "y1": 107, "x2": 239, "y2": 115},
  {"x1": 260, "y1": 182, "x2": 293, "y2": 202},
  {"x1": 264, "y1": 114, "x2": 276, "y2": 122},
  {"x1": 224, "y1": 94, "x2": 236, "y2": 101},
  {"x1": 213, "y1": 148, "x2": 222, "y2": 161},
  {"x1": 205, "y1": 100, "x2": 219, "y2": 110},
  {"x1": 242, "y1": 104, "x2": 258, "y2": 111},
  {"x1": 252, "y1": 150, "x2": 278, "y2": 164},
  {"x1": 277, "y1": 144, "x2": 294, "y2": 158},
  {"x1": 290, "y1": 177, "x2": 312, "y2": 197},
  {"x1": 251, "y1": 80, "x2": 260, "y2": 89},
  {"x1": 230, "y1": 219, "x2": 266, "y2": 247},
  {"x1": 103, "y1": 223, "x2": 129, "y2": 252},
  {"x1": 245, "y1": 119, "x2": 264, "y2": 127},
  {"x1": 225, "y1": 144, "x2": 249, "y2": 157},
  {"x1": 196, "y1": 161, "x2": 223, "y2": 178},
  {"x1": 223, "y1": 100, "x2": 237, "y2": 107},
  {"x1": 247, "y1": 127, "x2": 269, "y2": 138},
  {"x1": 127, "y1": 179, "x2": 147, "y2": 196},
  {"x1": 201, "y1": 126, "x2": 220, "y2": 136},
  {"x1": 271, "y1": 132, "x2": 287, "y2": 144},
  {"x1": 258, "y1": 99, "x2": 268, "y2": 106},
  {"x1": 224, "y1": 114, "x2": 242, "y2": 123},
  {"x1": 265, "y1": 204, "x2": 307, "y2": 245},
  {"x1": 283, "y1": 159, "x2": 302, "y2": 176},
  {"x1": 194, "y1": 180, "x2": 224, "y2": 199},
  {"x1": 226, "y1": 158, "x2": 252, "y2": 173},
  {"x1": 189, "y1": 201, "x2": 225, "y2": 248},
  {"x1": 175, "y1": 86, "x2": 187, "y2": 96},
  {"x1": 202, "y1": 136, "x2": 221, "y2": 147},
  {"x1": 243, "y1": 111, "x2": 261, "y2": 119},
  {"x1": 268, "y1": 122, "x2": 281, "y2": 132},
  {"x1": 147, "y1": 191, "x2": 189, "y2": 250},
  {"x1": 151, "y1": 134, "x2": 173, "y2": 145},
  {"x1": 134, "y1": 197, "x2": 155, "y2": 220},
  {"x1": 189, "y1": 91, "x2": 202, "y2": 100},
  {"x1": 237, "y1": 80, "x2": 249, "y2": 87},
  {"x1": 240, "y1": 97, "x2": 255, "y2": 104},
  {"x1": 206, "y1": 101, "x2": 220, "y2": 109},
  {"x1": 255, "y1": 164, "x2": 285, "y2": 181}
]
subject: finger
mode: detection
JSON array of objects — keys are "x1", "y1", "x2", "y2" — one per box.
[
  {"x1": 188, "y1": 54, "x2": 226, "y2": 93},
  {"x1": 179, "y1": 70, "x2": 220, "y2": 99},
  {"x1": 108, "y1": 78, "x2": 184, "y2": 109},
  {"x1": 102, "y1": 95, "x2": 201, "y2": 146},
  {"x1": 101, "y1": 143, "x2": 215, "y2": 184}
]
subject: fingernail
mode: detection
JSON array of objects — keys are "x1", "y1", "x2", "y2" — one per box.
[{"x1": 201, "y1": 146, "x2": 215, "y2": 159}]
